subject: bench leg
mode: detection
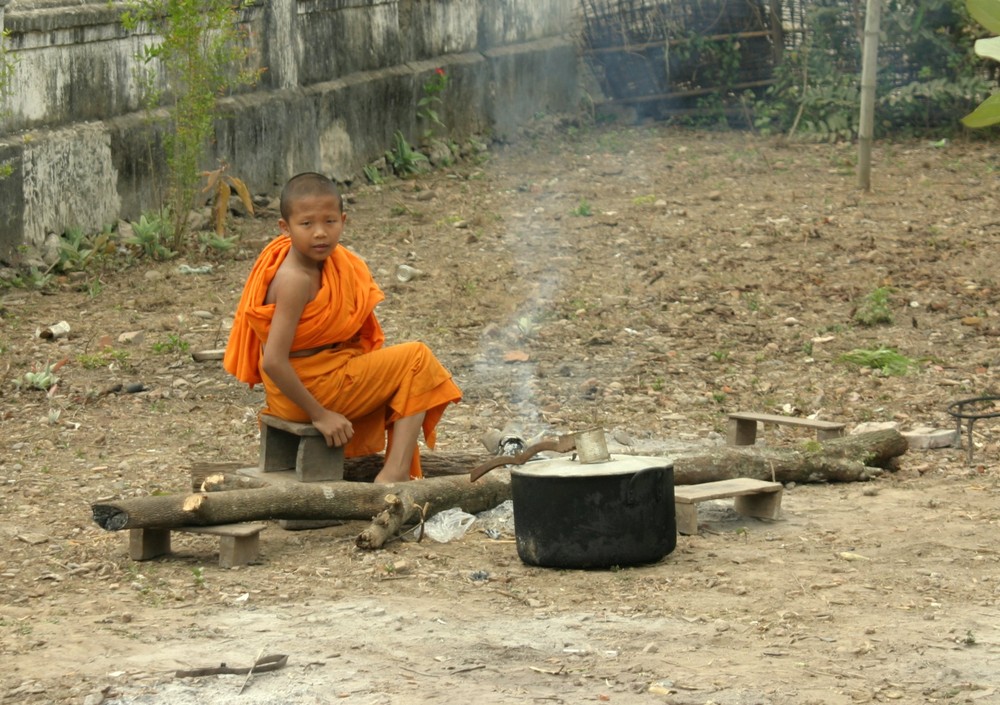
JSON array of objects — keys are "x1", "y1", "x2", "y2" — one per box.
[
  {"x1": 675, "y1": 503, "x2": 699, "y2": 536},
  {"x1": 218, "y1": 534, "x2": 260, "y2": 568},
  {"x1": 734, "y1": 492, "x2": 782, "y2": 521},
  {"x1": 296, "y1": 436, "x2": 345, "y2": 482},
  {"x1": 129, "y1": 528, "x2": 171, "y2": 560},
  {"x1": 728, "y1": 418, "x2": 758, "y2": 446},
  {"x1": 260, "y1": 424, "x2": 299, "y2": 472}
]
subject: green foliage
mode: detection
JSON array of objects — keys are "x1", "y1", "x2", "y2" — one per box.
[
  {"x1": 56, "y1": 226, "x2": 117, "y2": 274},
  {"x1": 77, "y1": 348, "x2": 131, "y2": 370},
  {"x1": 126, "y1": 211, "x2": 176, "y2": 261},
  {"x1": 669, "y1": 34, "x2": 743, "y2": 127},
  {"x1": 385, "y1": 130, "x2": 428, "y2": 176},
  {"x1": 854, "y1": 287, "x2": 895, "y2": 327},
  {"x1": 14, "y1": 361, "x2": 62, "y2": 391},
  {"x1": 151, "y1": 333, "x2": 189, "y2": 354},
  {"x1": 197, "y1": 231, "x2": 238, "y2": 255},
  {"x1": 571, "y1": 199, "x2": 593, "y2": 217},
  {"x1": 963, "y1": 0, "x2": 1000, "y2": 127},
  {"x1": 755, "y1": 0, "x2": 989, "y2": 139},
  {"x1": 121, "y1": 0, "x2": 260, "y2": 251},
  {"x1": 0, "y1": 29, "x2": 17, "y2": 180},
  {"x1": 363, "y1": 163, "x2": 385, "y2": 185},
  {"x1": 839, "y1": 346, "x2": 916, "y2": 376},
  {"x1": 417, "y1": 68, "x2": 449, "y2": 142}
]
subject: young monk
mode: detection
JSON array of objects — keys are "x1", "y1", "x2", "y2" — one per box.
[{"x1": 224, "y1": 172, "x2": 462, "y2": 483}]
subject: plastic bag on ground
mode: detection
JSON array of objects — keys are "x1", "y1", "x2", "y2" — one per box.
[
  {"x1": 474, "y1": 500, "x2": 515, "y2": 538},
  {"x1": 422, "y1": 507, "x2": 476, "y2": 543}
]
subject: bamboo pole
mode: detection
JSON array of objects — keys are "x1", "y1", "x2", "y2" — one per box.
[{"x1": 857, "y1": 0, "x2": 882, "y2": 191}]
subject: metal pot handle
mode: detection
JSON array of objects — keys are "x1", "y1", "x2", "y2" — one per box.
[{"x1": 625, "y1": 468, "x2": 663, "y2": 505}]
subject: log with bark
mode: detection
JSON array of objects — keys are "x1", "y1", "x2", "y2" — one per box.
[
  {"x1": 355, "y1": 493, "x2": 424, "y2": 550},
  {"x1": 92, "y1": 473, "x2": 511, "y2": 532},
  {"x1": 99, "y1": 430, "x2": 905, "y2": 535},
  {"x1": 672, "y1": 428, "x2": 906, "y2": 485}
]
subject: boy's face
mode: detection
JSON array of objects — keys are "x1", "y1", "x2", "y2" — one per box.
[{"x1": 279, "y1": 193, "x2": 346, "y2": 264}]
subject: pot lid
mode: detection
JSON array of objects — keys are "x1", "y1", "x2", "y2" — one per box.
[{"x1": 510, "y1": 454, "x2": 673, "y2": 478}]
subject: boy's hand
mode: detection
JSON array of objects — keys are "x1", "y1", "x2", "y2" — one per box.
[{"x1": 313, "y1": 410, "x2": 354, "y2": 448}]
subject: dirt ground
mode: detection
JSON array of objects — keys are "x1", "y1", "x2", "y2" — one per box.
[{"x1": 2, "y1": 123, "x2": 1000, "y2": 705}]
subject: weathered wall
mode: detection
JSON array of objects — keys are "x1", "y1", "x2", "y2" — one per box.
[{"x1": 0, "y1": 0, "x2": 579, "y2": 263}]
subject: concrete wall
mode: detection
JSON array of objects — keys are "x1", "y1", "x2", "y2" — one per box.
[{"x1": 0, "y1": 0, "x2": 580, "y2": 263}]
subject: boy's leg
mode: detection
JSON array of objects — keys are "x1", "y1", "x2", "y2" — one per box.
[{"x1": 375, "y1": 410, "x2": 426, "y2": 484}]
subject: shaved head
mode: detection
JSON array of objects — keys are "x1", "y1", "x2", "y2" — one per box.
[{"x1": 280, "y1": 172, "x2": 343, "y2": 221}]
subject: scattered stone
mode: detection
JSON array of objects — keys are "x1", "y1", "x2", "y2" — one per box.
[
  {"x1": 143, "y1": 270, "x2": 164, "y2": 282},
  {"x1": 118, "y1": 331, "x2": 144, "y2": 345},
  {"x1": 903, "y1": 427, "x2": 958, "y2": 450},
  {"x1": 851, "y1": 421, "x2": 900, "y2": 435},
  {"x1": 16, "y1": 533, "x2": 48, "y2": 545}
]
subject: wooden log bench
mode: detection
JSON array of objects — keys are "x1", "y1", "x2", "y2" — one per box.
[
  {"x1": 673, "y1": 478, "x2": 783, "y2": 535},
  {"x1": 259, "y1": 413, "x2": 344, "y2": 482},
  {"x1": 728, "y1": 411, "x2": 846, "y2": 446},
  {"x1": 129, "y1": 523, "x2": 266, "y2": 568}
]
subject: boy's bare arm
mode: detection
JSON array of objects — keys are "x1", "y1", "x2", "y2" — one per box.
[{"x1": 261, "y1": 270, "x2": 354, "y2": 447}]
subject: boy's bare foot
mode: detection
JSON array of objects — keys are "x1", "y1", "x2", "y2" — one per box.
[{"x1": 373, "y1": 467, "x2": 410, "y2": 484}]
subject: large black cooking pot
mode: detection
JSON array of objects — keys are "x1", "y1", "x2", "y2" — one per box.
[{"x1": 510, "y1": 455, "x2": 676, "y2": 569}]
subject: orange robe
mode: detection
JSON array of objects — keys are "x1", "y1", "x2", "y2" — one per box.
[{"x1": 223, "y1": 236, "x2": 461, "y2": 479}]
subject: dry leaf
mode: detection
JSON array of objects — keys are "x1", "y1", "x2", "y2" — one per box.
[{"x1": 503, "y1": 350, "x2": 530, "y2": 363}]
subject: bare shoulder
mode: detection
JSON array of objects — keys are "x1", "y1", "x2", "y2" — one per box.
[{"x1": 265, "y1": 260, "x2": 317, "y2": 306}]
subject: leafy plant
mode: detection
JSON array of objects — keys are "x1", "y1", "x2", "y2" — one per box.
[
  {"x1": 0, "y1": 29, "x2": 17, "y2": 180},
  {"x1": 201, "y1": 162, "x2": 254, "y2": 236},
  {"x1": 126, "y1": 211, "x2": 176, "y2": 261},
  {"x1": 198, "y1": 231, "x2": 238, "y2": 255},
  {"x1": 385, "y1": 130, "x2": 428, "y2": 176},
  {"x1": 363, "y1": 163, "x2": 385, "y2": 185},
  {"x1": 839, "y1": 346, "x2": 916, "y2": 376},
  {"x1": 152, "y1": 333, "x2": 189, "y2": 354},
  {"x1": 571, "y1": 199, "x2": 593, "y2": 217},
  {"x1": 77, "y1": 348, "x2": 131, "y2": 370},
  {"x1": 854, "y1": 287, "x2": 894, "y2": 327},
  {"x1": 417, "y1": 67, "x2": 449, "y2": 142},
  {"x1": 962, "y1": 0, "x2": 1000, "y2": 127},
  {"x1": 56, "y1": 226, "x2": 116, "y2": 274},
  {"x1": 755, "y1": 0, "x2": 987, "y2": 139},
  {"x1": 121, "y1": 0, "x2": 261, "y2": 251},
  {"x1": 23, "y1": 267, "x2": 53, "y2": 290},
  {"x1": 14, "y1": 360, "x2": 65, "y2": 391}
]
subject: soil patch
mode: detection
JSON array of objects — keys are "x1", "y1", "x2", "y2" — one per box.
[{"x1": 2, "y1": 124, "x2": 999, "y2": 704}]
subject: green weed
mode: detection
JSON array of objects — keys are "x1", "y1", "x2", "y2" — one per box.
[
  {"x1": 386, "y1": 130, "x2": 428, "y2": 176},
  {"x1": 151, "y1": 334, "x2": 189, "y2": 355},
  {"x1": 571, "y1": 199, "x2": 593, "y2": 217},
  {"x1": 77, "y1": 348, "x2": 131, "y2": 370},
  {"x1": 126, "y1": 211, "x2": 176, "y2": 261},
  {"x1": 839, "y1": 346, "x2": 916, "y2": 376},
  {"x1": 854, "y1": 287, "x2": 894, "y2": 327}
]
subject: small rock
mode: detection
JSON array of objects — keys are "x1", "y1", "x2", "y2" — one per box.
[
  {"x1": 118, "y1": 331, "x2": 144, "y2": 345},
  {"x1": 902, "y1": 427, "x2": 958, "y2": 450},
  {"x1": 851, "y1": 421, "x2": 900, "y2": 435},
  {"x1": 17, "y1": 533, "x2": 49, "y2": 545},
  {"x1": 143, "y1": 270, "x2": 164, "y2": 282}
]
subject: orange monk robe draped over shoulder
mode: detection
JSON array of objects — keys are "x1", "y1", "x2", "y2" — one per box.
[{"x1": 223, "y1": 236, "x2": 461, "y2": 478}]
